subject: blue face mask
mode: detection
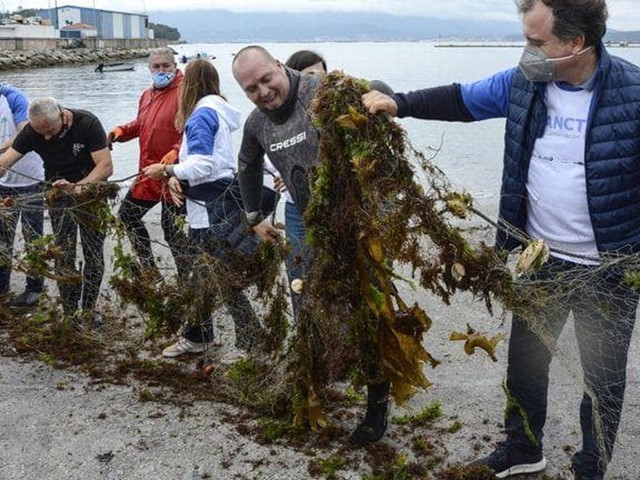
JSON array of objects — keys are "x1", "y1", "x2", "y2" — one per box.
[{"x1": 152, "y1": 71, "x2": 175, "y2": 89}]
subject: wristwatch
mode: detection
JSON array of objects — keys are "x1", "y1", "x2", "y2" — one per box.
[{"x1": 245, "y1": 210, "x2": 263, "y2": 227}]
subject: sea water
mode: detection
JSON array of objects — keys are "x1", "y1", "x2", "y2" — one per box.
[{"x1": 1, "y1": 41, "x2": 638, "y2": 218}]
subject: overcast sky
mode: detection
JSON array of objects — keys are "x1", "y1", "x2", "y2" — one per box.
[{"x1": 4, "y1": 1, "x2": 639, "y2": 31}]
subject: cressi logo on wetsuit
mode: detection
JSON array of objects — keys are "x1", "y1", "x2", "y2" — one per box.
[{"x1": 269, "y1": 131, "x2": 307, "y2": 152}]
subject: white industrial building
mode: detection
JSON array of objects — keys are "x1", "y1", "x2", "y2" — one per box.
[
  {"x1": 0, "y1": 23, "x2": 56, "y2": 38},
  {"x1": 38, "y1": 5, "x2": 152, "y2": 39}
]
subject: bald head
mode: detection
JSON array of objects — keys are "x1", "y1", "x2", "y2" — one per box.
[
  {"x1": 232, "y1": 46, "x2": 275, "y2": 71},
  {"x1": 232, "y1": 45, "x2": 290, "y2": 111}
]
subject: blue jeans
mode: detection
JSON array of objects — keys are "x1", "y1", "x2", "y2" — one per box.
[
  {"x1": 284, "y1": 202, "x2": 314, "y2": 318},
  {"x1": 284, "y1": 202, "x2": 385, "y2": 400},
  {"x1": 181, "y1": 179, "x2": 261, "y2": 349},
  {"x1": 505, "y1": 256, "x2": 638, "y2": 477},
  {"x1": 0, "y1": 183, "x2": 44, "y2": 294}
]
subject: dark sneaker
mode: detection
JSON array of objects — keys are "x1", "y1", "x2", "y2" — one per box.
[
  {"x1": 349, "y1": 401, "x2": 388, "y2": 445},
  {"x1": 11, "y1": 290, "x2": 41, "y2": 307},
  {"x1": 470, "y1": 441, "x2": 547, "y2": 478}
]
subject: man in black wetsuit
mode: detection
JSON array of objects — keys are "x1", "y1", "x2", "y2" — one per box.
[
  {"x1": 0, "y1": 97, "x2": 113, "y2": 325},
  {"x1": 232, "y1": 45, "x2": 390, "y2": 445}
]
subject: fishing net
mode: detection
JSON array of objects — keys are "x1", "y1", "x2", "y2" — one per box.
[{"x1": 0, "y1": 71, "x2": 636, "y2": 476}]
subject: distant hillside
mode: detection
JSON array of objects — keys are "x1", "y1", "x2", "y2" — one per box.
[
  {"x1": 150, "y1": 9, "x2": 640, "y2": 44},
  {"x1": 605, "y1": 29, "x2": 640, "y2": 42},
  {"x1": 504, "y1": 28, "x2": 640, "y2": 42},
  {"x1": 149, "y1": 10, "x2": 522, "y2": 42}
]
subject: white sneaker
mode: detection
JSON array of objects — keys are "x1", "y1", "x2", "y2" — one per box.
[
  {"x1": 220, "y1": 349, "x2": 248, "y2": 365},
  {"x1": 162, "y1": 338, "x2": 212, "y2": 358}
]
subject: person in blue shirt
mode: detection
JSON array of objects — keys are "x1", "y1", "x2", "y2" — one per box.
[
  {"x1": 0, "y1": 85, "x2": 45, "y2": 307},
  {"x1": 364, "y1": 1, "x2": 639, "y2": 479}
]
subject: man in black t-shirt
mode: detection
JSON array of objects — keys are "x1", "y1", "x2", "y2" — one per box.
[{"x1": 0, "y1": 97, "x2": 113, "y2": 322}]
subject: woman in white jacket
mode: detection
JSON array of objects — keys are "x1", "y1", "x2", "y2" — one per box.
[{"x1": 145, "y1": 59, "x2": 263, "y2": 359}]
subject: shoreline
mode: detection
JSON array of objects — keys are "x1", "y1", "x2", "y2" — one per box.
[{"x1": 0, "y1": 47, "x2": 152, "y2": 71}]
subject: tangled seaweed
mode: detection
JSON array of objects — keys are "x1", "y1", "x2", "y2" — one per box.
[
  {"x1": 110, "y1": 222, "x2": 288, "y2": 342},
  {"x1": 291, "y1": 72, "x2": 548, "y2": 420},
  {"x1": 2, "y1": 182, "x2": 120, "y2": 285},
  {"x1": 0, "y1": 73, "x2": 554, "y2": 446}
]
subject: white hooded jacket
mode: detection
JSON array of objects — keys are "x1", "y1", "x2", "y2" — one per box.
[{"x1": 173, "y1": 95, "x2": 242, "y2": 228}]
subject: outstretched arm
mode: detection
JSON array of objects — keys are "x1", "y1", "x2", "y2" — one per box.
[
  {"x1": 363, "y1": 84, "x2": 474, "y2": 121},
  {"x1": 0, "y1": 121, "x2": 27, "y2": 154},
  {"x1": 0, "y1": 147, "x2": 25, "y2": 179},
  {"x1": 364, "y1": 69, "x2": 515, "y2": 121}
]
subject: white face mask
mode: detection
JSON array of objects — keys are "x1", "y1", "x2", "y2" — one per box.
[{"x1": 518, "y1": 45, "x2": 593, "y2": 82}]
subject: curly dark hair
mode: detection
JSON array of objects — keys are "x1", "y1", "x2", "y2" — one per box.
[{"x1": 515, "y1": 0, "x2": 608, "y2": 47}]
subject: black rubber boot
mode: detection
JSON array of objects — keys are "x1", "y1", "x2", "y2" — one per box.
[{"x1": 349, "y1": 380, "x2": 391, "y2": 446}]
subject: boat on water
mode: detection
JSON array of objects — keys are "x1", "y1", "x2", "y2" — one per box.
[
  {"x1": 179, "y1": 52, "x2": 216, "y2": 64},
  {"x1": 94, "y1": 62, "x2": 136, "y2": 73}
]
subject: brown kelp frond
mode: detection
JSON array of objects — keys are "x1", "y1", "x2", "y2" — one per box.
[{"x1": 449, "y1": 324, "x2": 506, "y2": 362}]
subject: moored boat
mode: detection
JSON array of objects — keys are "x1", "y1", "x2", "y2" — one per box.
[
  {"x1": 179, "y1": 52, "x2": 216, "y2": 64},
  {"x1": 95, "y1": 62, "x2": 136, "y2": 73}
]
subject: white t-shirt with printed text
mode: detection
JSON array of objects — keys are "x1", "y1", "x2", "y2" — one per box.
[{"x1": 525, "y1": 81, "x2": 598, "y2": 264}]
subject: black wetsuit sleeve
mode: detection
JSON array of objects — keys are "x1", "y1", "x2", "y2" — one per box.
[
  {"x1": 393, "y1": 83, "x2": 475, "y2": 122},
  {"x1": 238, "y1": 115, "x2": 266, "y2": 216}
]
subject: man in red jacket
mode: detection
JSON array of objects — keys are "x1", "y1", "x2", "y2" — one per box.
[{"x1": 109, "y1": 47, "x2": 188, "y2": 281}]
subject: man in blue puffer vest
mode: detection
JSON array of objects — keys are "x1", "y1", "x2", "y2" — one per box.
[{"x1": 363, "y1": 1, "x2": 639, "y2": 479}]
